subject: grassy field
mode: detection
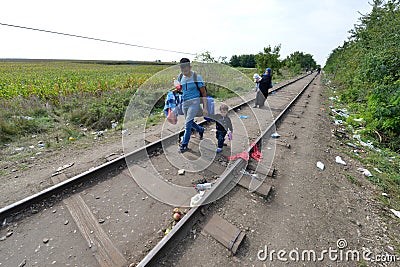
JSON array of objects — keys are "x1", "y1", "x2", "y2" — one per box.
[
  {"x1": 0, "y1": 60, "x2": 300, "y2": 148},
  {"x1": 0, "y1": 60, "x2": 170, "y2": 144}
]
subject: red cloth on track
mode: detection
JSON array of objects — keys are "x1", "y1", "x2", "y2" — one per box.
[
  {"x1": 250, "y1": 142, "x2": 263, "y2": 162},
  {"x1": 228, "y1": 151, "x2": 249, "y2": 161}
]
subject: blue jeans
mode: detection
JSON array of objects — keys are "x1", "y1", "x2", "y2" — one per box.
[
  {"x1": 182, "y1": 98, "x2": 204, "y2": 146},
  {"x1": 216, "y1": 130, "x2": 227, "y2": 148}
]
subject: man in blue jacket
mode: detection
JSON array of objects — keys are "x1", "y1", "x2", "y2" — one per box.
[{"x1": 173, "y1": 58, "x2": 208, "y2": 153}]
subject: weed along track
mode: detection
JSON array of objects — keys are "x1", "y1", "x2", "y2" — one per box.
[{"x1": 0, "y1": 73, "x2": 317, "y2": 267}]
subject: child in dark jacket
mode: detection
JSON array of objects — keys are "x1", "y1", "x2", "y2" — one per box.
[{"x1": 209, "y1": 104, "x2": 233, "y2": 153}]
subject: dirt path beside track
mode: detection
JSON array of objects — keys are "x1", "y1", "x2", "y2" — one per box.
[{"x1": 160, "y1": 75, "x2": 399, "y2": 267}]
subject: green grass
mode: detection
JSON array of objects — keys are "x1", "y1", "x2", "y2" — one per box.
[
  {"x1": 324, "y1": 80, "x2": 400, "y2": 212},
  {"x1": 345, "y1": 173, "x2": 361, "y2": 186},
  {"x1": 1, "y1": 61, "x2": 299, "y2": 158}
]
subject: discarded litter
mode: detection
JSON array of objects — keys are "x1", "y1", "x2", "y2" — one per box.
[
  {"x1": 332, "y1": 108, "x2": 349, "y2": 118},
  {"x1": 390, "y1": 209, "x2": 400, "y2": 219},
  {"x1": 16, "y1": 115, "x2": 34, "y2": 120},
  {"x1": 335, "y1": 156, "x2": 347, "y2": 165},
  {"x1": 346, "y1": 143, "x2": 359, "y2": 149},
  {"x1": 111, "y1": 121, "x2": 118, "y2": 129},
  {"x1": 178, "y1": 169, "x2": 185, "y2": 175},
  {"x1": 373, "y1": 167, "x2": 382, "y2": 174},
  {"x1": 316, "y1": 162, "x2": 325, "y2": 170},
  {"x1": 190, "y1": 191, "x2": 205, "y2": 207},
  {"x1": 334, "y1": 119, "x2": 343, "y2": 125},
  {"x1": 164, "y1": 228, "x2": 172, "y2": 235},
  {"x1": 195, "y1": 183, "x2": 212, "y2": 191},
  {"x1": 357, "y1": 167, "x2": 372, "y2": 177},
  {"x1": 121, "y1": 129, "x2": 128, "y2": 135},
  {"x1": 240, "y1": 169, "x2": 261, "y2": 180},
  {"x1": 353, "y1": 118, "x2": 364, "y2": 122},
  {"x1": 56, "y1": 162, "x2": 75, "y2": 172},
  {"x1": 239, "y1": 115, "x2": 248, "y2": 119},
  {"x1": 250, "y1": 142, "x2": 263, "y2": 162},
  {"x1": 38, "y1": 143, "x2": 45, "y2": 148},
  {"x1": 173, "y1": 212, "x2": 181, "y2": 221},
  {"x1": 271, "y1": 132, "x2": 281, "y2": 138},
  {"x1": 382, "y1": 193, "x2": 389, "y2": 197},
  {"x1": 14, "y1": 147, "x2": 25, "y2": 151}
]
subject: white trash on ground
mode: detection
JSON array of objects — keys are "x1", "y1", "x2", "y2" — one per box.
[
  {"x1": 271, "y1": 132, "x2": 281, "y2": 138},
  {"x1": 190, "y1": 191, "x2": 205, "y2": 207},
  {"x1": 335, "y1": 156, "x2": 347, "y2": 165},
  {"x1": 316, "y1": 162, "x2": 325, "y2": 170},
  {"x1": 357, "y1": 167, "x2": 373, "y2": 177},
  {"x1": 390, "y1": 209, "x2": 400, "y2": 219}
]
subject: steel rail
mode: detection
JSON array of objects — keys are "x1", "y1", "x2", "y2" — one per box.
[
  {"x1": 137, "y1": 73, "x2": 318, "y2": 266},
  {"x1": 0, "y1": 73, "x2": 312, "y2": 223}
]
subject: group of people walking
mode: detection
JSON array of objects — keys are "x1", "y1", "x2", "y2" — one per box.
[{"x1": 170, "y1": 58, "x2": 272, "y2": 153}]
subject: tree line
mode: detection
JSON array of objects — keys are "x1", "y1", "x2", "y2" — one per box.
[
  {"x1": 194, "y1": 47, "x2": 318, "y2": 75},
  {"x1": 228, "y1": 46, "x2": 318, "y2": 74}
]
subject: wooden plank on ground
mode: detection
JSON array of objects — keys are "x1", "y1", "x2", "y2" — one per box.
[
  {"x1": 247, "y1": 161, "x2": 275, "y2": 177},
  {"x1": 51, "y1": 175, "x2": 127, "y2": 267},
  {"x1": 176, "y1": 145, "x2": 227, "y2": 175},
  {"x1": 145, "y1": 134, "x2": 160, "y2": 144},
  {"x1": 237, "y1": 174, "x2": 272, "y2": 198},
  {"x1": 202, "y1": 214, "x2": 245, "y2": 254}
]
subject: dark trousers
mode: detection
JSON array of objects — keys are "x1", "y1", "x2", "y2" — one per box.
[{"x1": 216, "y1": 130, "x2": 227, "y2": 148}]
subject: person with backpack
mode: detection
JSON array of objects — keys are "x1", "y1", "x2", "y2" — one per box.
[
  {"x1": 254, "y1": 68, "x2": 273, "y2": 108},
  {"x1": 173, "y1": 58, "x2": 208, "y2": 153}
]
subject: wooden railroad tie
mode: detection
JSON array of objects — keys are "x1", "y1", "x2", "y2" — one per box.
[{"x1": 201, "y1": 214, "x2": 246, "y2": 255}]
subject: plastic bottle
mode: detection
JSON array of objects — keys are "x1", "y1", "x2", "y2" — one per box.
[
  {"x1": 195, "y1": 183, "x2": 212, "y2": 191},
  {"x1": 173, "y1": 78, "x2": 182, "y2": 90},
  {"x1": 190, "y1": 191, "x2": 205, "y2": 207}
]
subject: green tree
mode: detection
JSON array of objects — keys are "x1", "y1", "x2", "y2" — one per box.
[
  {"x1": 285, "y1": 51, "x2": 317, "y2": 73},
  {"x1": 229, "y1": 55, "x2": 240, "y2": 67},
  {"x1": 194, "y1": 51, "x2": 217, "y2": 63},
  {"x1": 324, "y1": 0, "x2": 400, "y2": 150},
  {"x1": 239, "y1": 54, "x2": 256, "y2": 68},
  {"x1": 255, "y1": 45, "x2": 282, "y2": 75}
]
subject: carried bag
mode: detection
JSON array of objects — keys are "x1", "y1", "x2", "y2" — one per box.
[
  {"x1": 204, "y1": 96, "x2": 215, "y2": 121},
  {"x1": 167, "y1": 108, "x2": 178, "y2": 125}
]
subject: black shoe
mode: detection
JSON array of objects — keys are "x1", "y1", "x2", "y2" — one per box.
[
  {"x1": 179, "y1": 144, "x2": 188, "y2": 153},
  {"x1": 199, "y1": 128, "x2": 204, "y2": 140}
]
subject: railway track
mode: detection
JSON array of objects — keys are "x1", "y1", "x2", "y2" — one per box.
[{"x1": 0, "y1": 72, "x2": 317, "y2": 267}]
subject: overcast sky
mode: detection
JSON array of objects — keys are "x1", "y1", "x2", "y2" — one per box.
[{"x1": 0, "y1": 0, "x2": 373, "y2": 66}]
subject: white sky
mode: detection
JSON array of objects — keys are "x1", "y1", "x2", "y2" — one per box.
[{"x1": 0, "y1": 0, "x2": 372, "y2": 66}]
